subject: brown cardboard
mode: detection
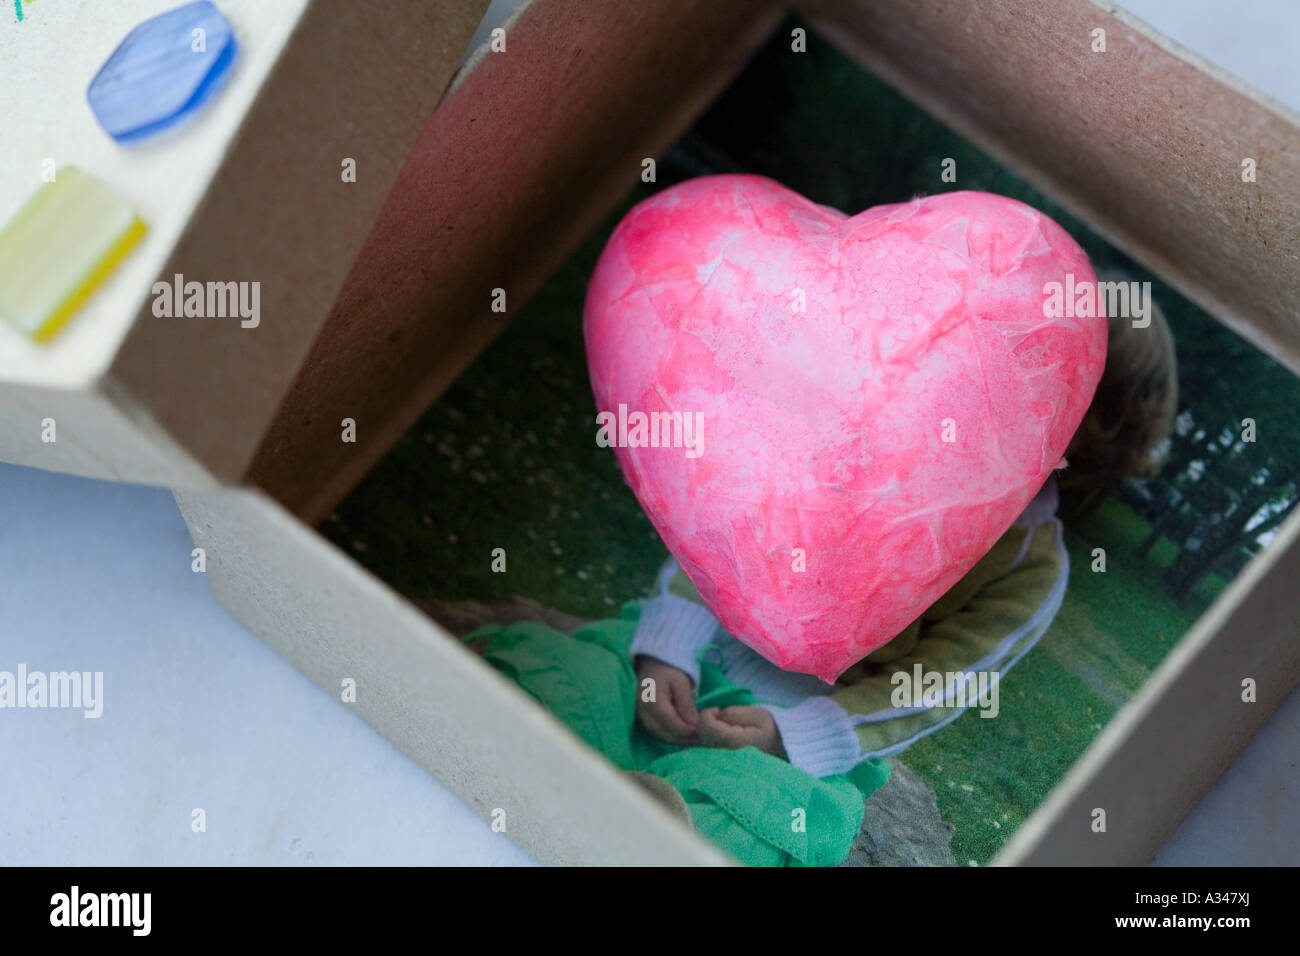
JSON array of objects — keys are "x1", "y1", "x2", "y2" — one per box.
[
  {"x1": 224, "y1": 0, "x2": 1300, "y2": 865},
  {"x1": 796, "y1": 0, "x2": 1300, "y2": 375},
  {"x1": 0, "y1": 380, "x2": 218, "y2": 488},
  {"x1": 0, "y1": 0, "x2": 487, "y2": 488},
  {"x1": 110, "y1": 0, "x2": 489, "y2": 483},
  {"x1": 246, "y1": 0, "x2": 786, "y2": 523}
]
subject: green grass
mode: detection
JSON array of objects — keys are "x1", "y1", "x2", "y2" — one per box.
[
  {"x1": 899, "y1": 503, "x2": 1199, "y2": 864},
  {"x1": 1071, "y1": 497, "x2": 1230, "y2": 610}
]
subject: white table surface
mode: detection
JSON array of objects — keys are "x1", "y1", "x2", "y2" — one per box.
[{"x1": 0, "y1": 463, "x2": 532, "y2": 865}]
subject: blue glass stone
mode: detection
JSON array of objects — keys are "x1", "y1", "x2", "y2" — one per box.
[{"x1": 87, "y1": 2, "x2": 238, "y2": 144}]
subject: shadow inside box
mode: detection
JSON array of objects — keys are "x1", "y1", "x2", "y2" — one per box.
[{"x1": 419, "y1": 594, "x2": 956, "y2": 867}]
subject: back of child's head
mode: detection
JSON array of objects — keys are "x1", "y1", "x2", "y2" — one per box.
[{"x1": 1058, "y1": 270, "x2": 1179, "y2": 502}]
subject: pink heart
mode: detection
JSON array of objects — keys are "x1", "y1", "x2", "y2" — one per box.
[{"x1": 584, "y1": 175, "x2": 1106, "y2": 682}]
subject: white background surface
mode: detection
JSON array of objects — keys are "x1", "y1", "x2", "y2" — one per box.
[
  {"x1": 1120, "y1": 0, "x2": 1300, "y2": 115},
  {"x1": 1, "y1": 0, "x2": 1296, "y2": 867},
  {"x1": 0, "y1": 464, "x2": 531, "y2": 865}
]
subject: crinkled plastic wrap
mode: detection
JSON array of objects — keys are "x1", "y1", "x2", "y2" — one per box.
[{"x1": 584, "y1": 175, "x2": 1107, "y2": 682}]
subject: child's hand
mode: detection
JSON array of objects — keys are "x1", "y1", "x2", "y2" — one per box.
[
  {"x1": 697, "y1": 706, "x2": 787, "y2": 759},
  {"x1": 634, "y1": 657, "x2": 700, "y2": 745}
]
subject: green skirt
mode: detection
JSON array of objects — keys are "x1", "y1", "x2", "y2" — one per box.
[{"x1": 464, "y1": 599, "x2": 890, "y2": 867}]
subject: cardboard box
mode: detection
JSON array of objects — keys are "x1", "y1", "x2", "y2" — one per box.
[{"x1": 194, "y1": 0, "x2": 1300, "y2": 865}]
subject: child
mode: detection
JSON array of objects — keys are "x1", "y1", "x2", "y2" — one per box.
[
  {"x1": 465, "y1": 279, "x2": 1178, "y2": 865},
  {"x1": 635, "y1": 280, "x2": 1178, "y2": 771}
]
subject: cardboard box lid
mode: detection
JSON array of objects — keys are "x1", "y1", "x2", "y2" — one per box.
[
  {"x1": 167, "y1": 0, "x2": 1300, "y2": 865},
  {"x1": 0, "y1": 0, "x2": 487, "y2": 488}
]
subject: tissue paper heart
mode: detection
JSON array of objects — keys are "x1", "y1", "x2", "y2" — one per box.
[{"x1": 584, "y1": 175, "x2": 1106, "y2": 682}]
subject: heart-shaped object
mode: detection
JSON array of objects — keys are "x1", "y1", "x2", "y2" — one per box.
[{"x1": 584, "y1": 175, "x2": 1106, "y2": 682}]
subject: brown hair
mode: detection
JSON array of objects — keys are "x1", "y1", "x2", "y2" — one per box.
[{"x1": 1058, "y1": 272, "x2": 1179, "y2": 502}]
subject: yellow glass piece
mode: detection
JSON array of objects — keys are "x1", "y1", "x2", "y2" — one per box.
[{"x1": 0, "y1": 166, "x2": 145, "y2": 343}]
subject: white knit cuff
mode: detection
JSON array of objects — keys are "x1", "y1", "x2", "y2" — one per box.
[
  {"x1": 629, "y1": 594, "x2": 718, "y2": 686},
  {"x1": 760, "y1": 697, "x2": 863, "y2": 778}
]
